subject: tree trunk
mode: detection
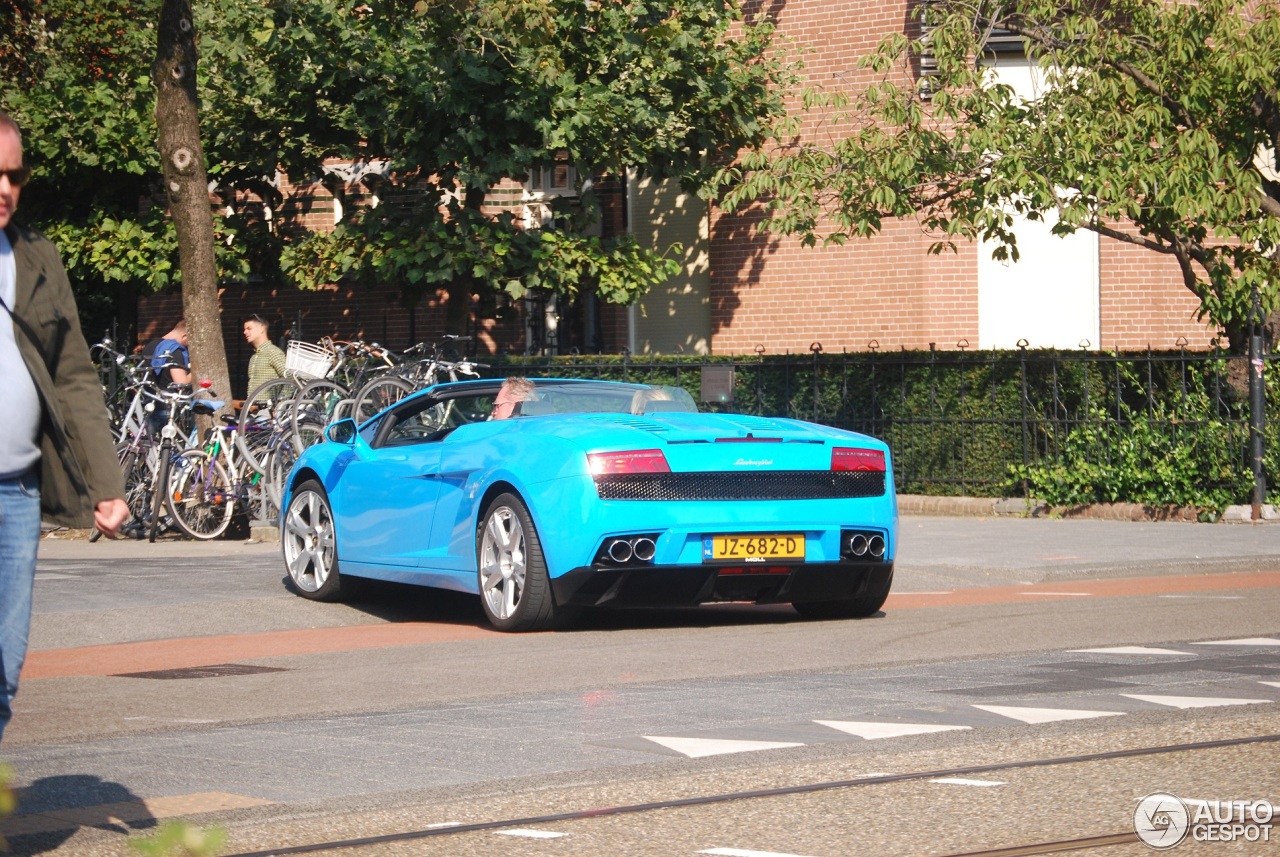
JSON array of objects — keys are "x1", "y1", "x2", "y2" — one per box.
[{"x1": 153, "y1": 0, "x2": 232, "y2": 413}]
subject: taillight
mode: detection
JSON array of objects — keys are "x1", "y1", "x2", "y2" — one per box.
[
  {"x1": 589, "y1": 449, "x2": 671, "y2": 476},
  {"x1": 831, "y1": 447, "x2": 885, "y2": 472}
]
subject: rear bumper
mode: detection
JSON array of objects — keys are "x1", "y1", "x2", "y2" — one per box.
[{"x1": 551, "y1": 561, "x2": 893, "y2": 608}]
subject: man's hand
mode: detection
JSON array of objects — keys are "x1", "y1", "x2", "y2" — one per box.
[{"x1": 94, "y1": 497, "x2": 130, "y2": 538}]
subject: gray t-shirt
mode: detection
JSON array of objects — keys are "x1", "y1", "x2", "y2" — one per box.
[{"x1": 0, "y1": 230, "x2": 43, "y2": 478}]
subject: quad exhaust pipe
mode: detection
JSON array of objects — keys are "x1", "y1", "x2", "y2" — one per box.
[
  {"x1": 847, "y1": 532, "x2": 886, "y2": 559},
  {"x1": 607, "y1": 539, "x2": 633, "y2": 563},
  {"x1": 604, "y1": 536, "x2": 658, "y2": 565},
  {"x1": 632, "y1": 537, "x2": 656, "y2": 561}
]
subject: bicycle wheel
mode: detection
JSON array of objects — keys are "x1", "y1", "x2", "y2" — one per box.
[
  {"x1": 115, "y1": 439, "x2": 152, "y2": 537},
  {"x1": 167, "y1": 449, "x2": 235, "y2": 540},
  {"x1": 265, "y1": 439, "x2": 299, "y2": 513},
  {"x1": 292, "y1": 379, "x2": 349, "y2": 450},
  {"x1": 235, "y1": 419, "x2": 277, "y2": 476},
  {"x1": 236, "y1": 377, "x2": 302, "y2": 473},
  {"x1": 353, "y1": 376, "x2": 414, "y2": 424},
  {"x1": 149, "y1": 443, "x2": 176, "y2": 543}
]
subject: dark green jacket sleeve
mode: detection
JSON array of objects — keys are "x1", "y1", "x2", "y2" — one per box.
[{"x1": 7, "y1": 224, "x2": 124, "y2": 526}]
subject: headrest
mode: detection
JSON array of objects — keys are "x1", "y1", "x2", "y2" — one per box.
[{"x1": 517, "y1": 399, "x2": 558, "y2": 416}]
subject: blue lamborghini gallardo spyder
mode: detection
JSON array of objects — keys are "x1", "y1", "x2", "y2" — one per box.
[{"x1": 280, "y1": 378, "x2": 897, "y2": 631}]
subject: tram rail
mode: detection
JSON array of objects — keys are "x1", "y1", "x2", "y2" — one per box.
[{"x1": 222, "y1": 732, "x2": 1280, "y2": 856}]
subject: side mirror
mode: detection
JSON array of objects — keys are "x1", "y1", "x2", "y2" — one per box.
[{"x1": 326, "y1": 418, "x2": 358, "y2": 445}]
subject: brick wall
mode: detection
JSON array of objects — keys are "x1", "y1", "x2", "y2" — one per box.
[{"x1": 1098, "y1": 233, "x2": 1216, "y2": 351}]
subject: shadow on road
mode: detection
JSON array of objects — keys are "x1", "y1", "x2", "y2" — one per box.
[
  {"x1": 292, "y1": 575, "x2": 881, "y2": 633},
  {"x1": 3, "y1": 774, "x2": 155, "y2": 856}
]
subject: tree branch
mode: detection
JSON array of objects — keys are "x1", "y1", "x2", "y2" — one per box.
[
  {"x1": 984, "y1": 14, "x2": 1200, "y2": 131},
  {"x1": 1079, "y1": 219, "x2": 1172, "y2": 256},
  {"x1": 1261, "y1": 191, "x2": 1280, "y2": 220}
]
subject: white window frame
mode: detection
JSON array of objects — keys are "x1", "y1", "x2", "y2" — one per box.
[{"x1": 523, "y1": 158, "x2": 577, "y2": 228}]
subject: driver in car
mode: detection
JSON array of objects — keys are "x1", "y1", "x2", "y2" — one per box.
[{"x1": 490, "y1": 377, "x2": 535, "y2": 420}]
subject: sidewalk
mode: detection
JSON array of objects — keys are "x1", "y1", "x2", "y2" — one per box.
[{"x1": 38, "y1": 509, "x2": 1280, "y2": 591}]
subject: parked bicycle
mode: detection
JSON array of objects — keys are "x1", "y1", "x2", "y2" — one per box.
[
  {"x1": 167, "y1": 411, "x2": 278, "y2": 540},
  {"x1": 291, "y1": 339, "x2": 396, "y2": 451},
  {"x1": 351, "y1": 336, "x2": 486, "y2": 423},
  {"x1": 91, "y1": 338, "x2": 176, "y2": 442}
]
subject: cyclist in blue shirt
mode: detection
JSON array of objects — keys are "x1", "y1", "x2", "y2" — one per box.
[
  {"x1": 144, "y1": 320, "x2": 191, "y2": 436},
  {"x1": 148, "y1": 319, "x2": 191, "y2": 388}
]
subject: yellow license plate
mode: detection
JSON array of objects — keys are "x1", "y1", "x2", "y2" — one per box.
[{"x1": 703, "y1": 534, "x2": 805, "y2": 562}]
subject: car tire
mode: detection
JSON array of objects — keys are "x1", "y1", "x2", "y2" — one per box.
[
  {"x1": 282, "y1": 479, "x2": 344, "y2": 602},
  {"x1": 792, "y1": 566, "x2": 894, "y2": 619},
  {"x1": 476, "y1": 493, "x2": 563, "y2": 632}
]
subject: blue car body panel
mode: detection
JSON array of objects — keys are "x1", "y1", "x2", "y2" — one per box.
[{"x1": 282, "y1": 378, "x2": 898, "y2": 608}]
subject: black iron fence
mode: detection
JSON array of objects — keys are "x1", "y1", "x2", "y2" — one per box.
[
  {"x1": 492, "y1": 345, "x2": 1279, "y2": 506},
  {"x1": 97, "y1": 332, "x2": 1277, "y2": 507}
]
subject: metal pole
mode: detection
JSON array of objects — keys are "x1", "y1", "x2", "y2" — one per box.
[{"x1": 1249, "y1": 288, "x2": 1267, "y2": 519}]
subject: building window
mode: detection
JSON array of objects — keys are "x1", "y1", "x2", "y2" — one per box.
[
  {"x1": 524, "y1": 153, "x2": 578, "y2": 228},
  {"x1": 526, "y1": 155, "x2": 576, "y2": 197},
  {"x1": 916, "y1": 1, "x2": 1024, "y2": 97}
]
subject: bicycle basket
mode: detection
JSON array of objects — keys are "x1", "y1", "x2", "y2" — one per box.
[{"x1": 285, "y1": 340, "x2": 336, "y2": 380}]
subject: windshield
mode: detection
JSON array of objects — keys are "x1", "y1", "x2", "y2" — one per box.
[{"x1": 519, "y1": 382, "x2": 698, "y2": 416}]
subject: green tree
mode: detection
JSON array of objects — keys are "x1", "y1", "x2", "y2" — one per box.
[
  {"x1": 2, "y1": 0, "x2": 181, "y2": 338},
  {"x1": 718, "y1": 0, "x2": 1280, "y2": 352},
  {"x1": 262, "y1": 0, "x2": 794, "y2": 333},
  {"x1": 2, "y1": 0, "x2": 793, "y2": 346}
]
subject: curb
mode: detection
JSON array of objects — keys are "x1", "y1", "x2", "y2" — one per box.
[
  {"x1": 251, "y1": 523, "x2": 280, "y2": 543},
  {"x1": 897, "y1": 495, "x2": 1279, "y2": 523},
  {"x1": 42, "y1": 521, "x2": 282, "y2": 543}
]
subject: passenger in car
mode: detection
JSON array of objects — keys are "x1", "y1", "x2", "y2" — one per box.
[{"x1": 630, "y1": 386, "x2": 673, "y2": 415}]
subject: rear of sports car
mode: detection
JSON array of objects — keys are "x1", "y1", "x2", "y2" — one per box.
[{"x1": 536, "y1": 413, "x2": 897, "y2": 619}]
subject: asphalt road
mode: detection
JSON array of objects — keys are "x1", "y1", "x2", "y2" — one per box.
[{"x1": 3, "y1": 515, "x2": 1280, "y2": 855}]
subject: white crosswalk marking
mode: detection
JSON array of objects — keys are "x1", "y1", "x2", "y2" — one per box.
[
  {"x1": 930, "y1": 777, "x2": 1006, "y2": 787},
  {"x1": 642, "y1": 736, "x2": 804, "y2": 758},
  {"x1": 617, "y1": 640, "x2": 1276, "y2": 764},
  {"x1": 973, "y1": 704, "x2": 1126, "y2": 724},
  {"x1": 497, "y1": 829, "x2": 568, "y2": 839},
  {"x1": 814, "y1": 720, "x2": 970, "y2": 740},
  {"x1": 1122, "y1": 694, "x2": 1272, "y2": 709}
]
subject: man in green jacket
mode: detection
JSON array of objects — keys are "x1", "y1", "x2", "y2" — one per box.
[{"x1": 0, "y1": 110, "x2": 128, "y2": 743}]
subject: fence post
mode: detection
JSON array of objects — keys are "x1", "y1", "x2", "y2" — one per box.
[
  {"x1": 957, "y1": 339, "x2": 969, "y2": 494},
  {"x1": 1250, "y1": 291, "x2": 1268, "y2": 517},
  {"x1": 755, "y1": 345, "x2": 766, "y2": 415},
  {"x1": 868, "y1": 340, "x2": 879, "y2": 439},
  {"x1": 1018, "y1": 339, "x2": 1030, "y2": 498},
  {"x1": 109, "y1": 317, "x2": 120, "y2": 400},
  {"x1": 810, "y1": 341, "x2": 822, "y2": 423}
]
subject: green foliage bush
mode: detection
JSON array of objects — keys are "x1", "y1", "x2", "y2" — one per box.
[{"x1": 1010, "y1": 400, "x2": 1251, "y2": 518}]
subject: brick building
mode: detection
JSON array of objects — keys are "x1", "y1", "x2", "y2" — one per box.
[
  {"x1": 140, "y1": 0, "x2": 1218, "y2": 368},
  {"x1": 702, "y1": 0, "x2": 1214, "y2": 356}
]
